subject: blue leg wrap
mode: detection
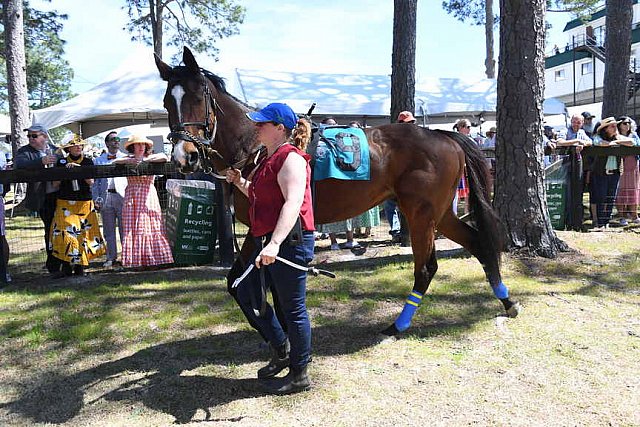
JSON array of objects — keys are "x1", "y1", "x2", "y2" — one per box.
[
  {"x1": 492, "y1": 281, "x2": 509, "y2": 299},
  {"x1": 394, "y1": 290, "x2": 424, "y2": 332}
]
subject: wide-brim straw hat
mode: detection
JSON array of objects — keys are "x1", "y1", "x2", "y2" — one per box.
[
  {"x1": 60, "y1": 134, "x2": 87, "y2": 149},
  {"x1": 596, "y1": 117, "x2": 622, "y2": 134},
  {"x1": 123, "y1": 134, "x2": 153, "y2": 149}
]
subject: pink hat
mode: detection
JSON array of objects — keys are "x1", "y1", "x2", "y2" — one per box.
[{"x1": 397, "y1": 111, "x2": 416, "y2": 123}]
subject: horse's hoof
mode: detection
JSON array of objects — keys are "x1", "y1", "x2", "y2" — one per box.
[
  {"x1": 375, "y1": 333, "x2": 397, "y2": 345},
  {"x1": 506, "y1": 302, "x2": 522, "y2": 318},
  {"x1": 380, "y1": 323, "x2": 399, "y2": 336}
]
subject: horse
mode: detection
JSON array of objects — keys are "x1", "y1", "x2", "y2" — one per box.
[{"x1": 154, "y1": 47, "x2": 521, "y2": 337}]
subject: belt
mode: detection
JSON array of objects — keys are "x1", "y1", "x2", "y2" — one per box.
[{"x1": 107, "y1": 189, "x2": 117, "y2": 193}]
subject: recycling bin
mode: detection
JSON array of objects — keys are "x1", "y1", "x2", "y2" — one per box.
[{"x1": 165, "y1": 179, "x2": 217, "y2": 265}]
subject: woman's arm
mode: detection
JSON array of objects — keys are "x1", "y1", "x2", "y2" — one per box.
[
  {"x1": 257, "y1": 153, "x2": 307, "y2": 267},
  {"x1": 226, "y1": 168, "x2": 250, "y2": 197},
  {"x1": 143, "y1": 153, "x2": 169, "y2": 163}
]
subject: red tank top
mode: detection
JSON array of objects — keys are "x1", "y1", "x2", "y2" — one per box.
[{"x1": 248, "y1": 143, "x2": 315, "y2": 237}]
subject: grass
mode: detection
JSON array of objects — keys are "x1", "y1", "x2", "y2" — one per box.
[{"x1": 0, "y1": 231, "x2": 639, "y2": 426}]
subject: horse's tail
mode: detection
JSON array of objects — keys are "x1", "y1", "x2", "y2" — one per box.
[{"x1": 441, "y1": 131, "x2": 504, "y2": 259}]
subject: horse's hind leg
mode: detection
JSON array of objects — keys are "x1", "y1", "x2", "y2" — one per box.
[
  {"x1": 382, "y1": 213, "x2": 438, "y2": 336},
  {"x1": 438, "y1": 210, "x2": 521, "y2": 318}
]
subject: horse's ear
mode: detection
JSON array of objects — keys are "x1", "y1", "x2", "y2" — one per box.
[
  {"x1": 182, "y1": 46, "x2": 200, "y2": 74},
  {"x1": 154, "y1": 53, "x2": 173, "y2": 81}
]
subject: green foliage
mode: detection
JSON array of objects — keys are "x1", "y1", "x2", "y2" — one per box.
[
  {"x1": 441, "y1": 0, "x2": 602, "y2": 26},
  {"x1": 0, "y1": 1, "x2": 75, "y2": 112},
  {"x1": 123, "y1": 0, "x2": 245, "y2": 60},
  {"x1": 441, "y1": 0, "x2": 493, "y2": 26}
]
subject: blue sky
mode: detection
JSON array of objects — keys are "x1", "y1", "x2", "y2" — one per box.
[{"x1": 31, "y1": 0, "x2": 573, "y2": 95}]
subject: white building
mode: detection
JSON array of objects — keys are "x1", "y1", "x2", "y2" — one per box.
[{"x1": 545, "y1": 1, "x2": 640, "y2": 116}]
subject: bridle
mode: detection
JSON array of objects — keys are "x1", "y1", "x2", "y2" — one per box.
[
  {"x1": 165, "y1": 70, "x2": 266, "y2": 180},
  {"x1": 165, "y1": 72, "x2": 232, "y2": 177}
]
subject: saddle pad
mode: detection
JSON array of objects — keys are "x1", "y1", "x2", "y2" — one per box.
[{"x1": 313, "y1": 126, "x2": 370, "y2": 181}]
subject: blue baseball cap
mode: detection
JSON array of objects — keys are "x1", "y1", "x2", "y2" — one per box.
[{"x1": 247, "y1": 103, "x2": 297, "y2": 130}]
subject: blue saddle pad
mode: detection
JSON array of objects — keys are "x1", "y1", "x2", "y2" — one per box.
[{"x1": 313, "y1": 126, "x2": 370, "y2": 181}]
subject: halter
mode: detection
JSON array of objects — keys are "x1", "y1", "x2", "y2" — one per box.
[
  {"x1": 166, "y1": 69, "x2": 266, "y2": 178},
  {"x1": 166, "y1": 72, "x2": 227, "y2": 176}
]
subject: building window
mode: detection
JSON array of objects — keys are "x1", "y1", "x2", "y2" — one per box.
[
  {"x1": 581, "y1": 62, "x2": 593, "y2": 75},
  {"x1": 555, "y1": 69, "x2": 566, "y2": 81}
]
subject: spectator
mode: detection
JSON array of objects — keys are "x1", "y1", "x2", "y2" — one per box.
[
  {"x1": 0, "y1": 152, "x2": 10, "y2": 287},
  {"x1": 615, "y1": 116, "x2": 640, "y2": 225},
  {"x1": 226, "y1": 102, "x2": 314, "y2": 394},
  {"x1": 92, "y1": 131, "x2": 128, "y2": 267},
  {"x1": 581, "y1": 111, "x2": 595, "y2": 137},
  {"x1": 114, "y1": 135, "x2": 173, "y2": 267},
  {"x1": 318, "y1": 117, "x2": 359, "y2": 250},
  {"x1": 14, "y1": 124, "x2": 60, "y2": 273},
  {"x1": 543, "y1": 125, "x2": 558, "y2": 166},
  {"x1": 49, "y1": 135, "x2": 106, "y2": 276},
  {"x1": 588, "y1": 117, "x2": 634, "y2": 230},
  {"x1": 348, "y1": 121, "x2": 381, "y2": 239},
  {"x1": 556, "y1": 114, "x2": 592, "y2": 151},
  {"x1": 483, "y1": 126, "x2": 497, "y2": 149},
  {"x1": 453, "y1": 119, "x2": 473, "y2": 215},
  {"x1": 397, "y1": 111, "x2": 416, "y2": 124},
  {"x1": 382, "y1": 111, "x2": 420, "y2": 243}
]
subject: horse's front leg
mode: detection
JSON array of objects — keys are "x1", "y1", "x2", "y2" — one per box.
[{"x1": 381, "y1": 215, "x2": 438, "y2": 336}]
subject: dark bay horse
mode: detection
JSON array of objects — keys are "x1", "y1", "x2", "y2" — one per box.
[{"x1": 155, "y1": 47, "x2": 520, "y2": 336}]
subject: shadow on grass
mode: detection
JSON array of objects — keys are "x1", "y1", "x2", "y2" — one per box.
[{"x1": 1, "y1": 323, "x2": 393, "y2": 425}]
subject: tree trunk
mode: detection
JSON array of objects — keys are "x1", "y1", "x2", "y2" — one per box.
[
  {"x1": 601, "y1": 0, "x2": 633, "y2": 117},
  {"x1": 485, "y1": 0, "x2": 496, "y2": 79},
  {"x1": 390, "y1": 0, "x2": 417, "y2": 123},
  {"x1": 149, "y1": 0, "x2": 164, "y2": 59},
  {"x1": 3, "y1": 0, "x2": 30, "y2": 148},
  {"x1": 494, "y1": 0, "x2": 567, "y2": 258}
]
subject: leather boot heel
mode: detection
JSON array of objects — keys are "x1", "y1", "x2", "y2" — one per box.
[
  {"x1": 257, "y1": 339, "x2": 290, "y2": 379},
  {"x1": 264, "y1": 365, "x2": 311, "y2": 395}
]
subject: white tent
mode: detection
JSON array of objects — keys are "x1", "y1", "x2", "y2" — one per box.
[
  {"x1": 235, "y1": 69, "x2": 497, "y2": 125},
  {"x1": 0, "y1": 114, "x2": 10, "y2": 136},
  {"x1": 31, "y1": 68, "x2": 168, "y2": 137},
  {"x1": 31, "y1": 50, "x2": 500, "y2": 136}
]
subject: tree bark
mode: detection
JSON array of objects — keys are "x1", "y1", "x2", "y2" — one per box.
[
  {"x1": 3, "y1": 0, "x2": 30, "y2": 148},
  {"x1": 390, "y1": 0, "x2": 417, "y2": 123},
  {"x1": 149, "y1": 0, "x2": 164, "y2": 59},
  {"x1": 601, "y1": 0, "x2": 633, "y2": 118},
  {"x1": 494, "y1": 0, "x2": 567, "y2": 258},
  {"x1": 485, "y1": 0, "x2": 496, "y2": 78}
]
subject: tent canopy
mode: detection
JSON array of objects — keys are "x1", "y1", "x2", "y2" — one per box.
[{"x1": 32, "y1": 50, "x2": 500, "y2": 136}]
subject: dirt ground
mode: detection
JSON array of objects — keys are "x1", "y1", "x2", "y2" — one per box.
[{"x1": 1, "y1": 233, "x2": 639, "y2": 426}]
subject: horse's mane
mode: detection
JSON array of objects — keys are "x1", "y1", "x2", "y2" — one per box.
[{"x1": 201, "y1": 68, "x2": 253, "y2": 110}]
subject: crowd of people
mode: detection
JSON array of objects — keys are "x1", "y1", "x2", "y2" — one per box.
[{"x1": 0, "y1": 125, "x2": 175, "y2": 286}]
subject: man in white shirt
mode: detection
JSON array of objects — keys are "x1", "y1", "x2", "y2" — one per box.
[{"x1": 92, "y1": 131, "x2": 128, "y2": 267}]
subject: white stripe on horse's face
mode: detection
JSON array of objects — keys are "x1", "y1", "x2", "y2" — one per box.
[
  {"x1": 173, "y1": 140, "x2": 187, "y2": 167},
  {"x1": 171, "y1": 84, "x2": 186, "y2": 125}
]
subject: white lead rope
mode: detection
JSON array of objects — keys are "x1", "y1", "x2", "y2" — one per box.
[{"x1": 231, "y1": 255, "x2": 335, "y2": 289}]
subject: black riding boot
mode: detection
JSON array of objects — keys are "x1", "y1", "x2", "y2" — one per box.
[
  {"x1": 257, "y1": 339, "x2": 290, "y2": 379},
  {"x1": 263, "y1": 365, "x2": 310, "y2": 395}
]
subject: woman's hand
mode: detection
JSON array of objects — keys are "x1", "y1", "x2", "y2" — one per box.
[
  {"x1": 255, "y1": 241, "x2": 280, "y2": 268},
  {"x1": 65, "y1": 162, "x2": 80, "y2": 168},
  {"x1": 226, "y1": 168, "x2": 242, "y2": 185}
]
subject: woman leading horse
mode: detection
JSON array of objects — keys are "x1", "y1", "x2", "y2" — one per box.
[{"x1": 155, "y1": 47, "x2": 521, "y2": 338}]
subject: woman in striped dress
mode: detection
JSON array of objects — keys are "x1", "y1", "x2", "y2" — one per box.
[{"x1": 115, "y1": 135, "x2": 173, "y2": 267}]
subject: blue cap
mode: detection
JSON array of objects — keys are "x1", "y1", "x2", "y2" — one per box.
[{"x1": 247, "y1": 103, "x2": 297, "y2": 130}]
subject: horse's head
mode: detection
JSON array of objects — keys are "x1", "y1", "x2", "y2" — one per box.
[{"x1": 155, "y1": 46, "x2": 227, "y2": 174}]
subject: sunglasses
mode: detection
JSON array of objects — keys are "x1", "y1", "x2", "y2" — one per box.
[
  {"x1": 108, "y1": 137, "x2": 121, "y2": 142},
  {"x1": 622, "y1": 122, "x2": 631, "y2": 125},
  {"x1": 256, "y1": 121, "x2": 277, "y2": 127},
  {"x1": 28, "y1": 134, "x2": 42, "y2": 138}
]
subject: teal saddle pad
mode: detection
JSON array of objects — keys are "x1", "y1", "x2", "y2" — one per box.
[{"x1": 313, "y1": 125, "x2": 370, "y2": 181}]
